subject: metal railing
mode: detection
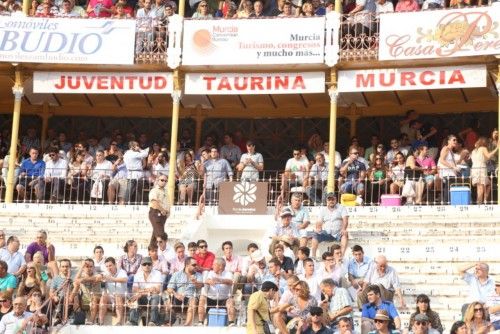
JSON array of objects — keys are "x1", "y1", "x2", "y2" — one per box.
[
  {"x1": 135, "y1": 17, "x2": 169, "y2": 64},
  {"x1": 339, "y1": 13, "x2": 379, "y2": 62},
  {"x1": 53, "y1": 279, "x2": 255, "y2": 326},
  {"x1": 0, "y1": 167, "x2": 497, "y2": 206}
]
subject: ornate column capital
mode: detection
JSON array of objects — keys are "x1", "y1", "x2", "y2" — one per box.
[
  {"x1": 328, "y1": 88, "x2": 338, "y2": 104},
  {"x1": 12, "y1": 86, "x2": 24, "y2": 101},
  {"x1": 171, "y1": 90, "x2": 182, "y2": 103}
]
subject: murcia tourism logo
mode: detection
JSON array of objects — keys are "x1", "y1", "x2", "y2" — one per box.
[
  {"x1": 192, "y1": 29, "x2": 215, "y2": 54},
  {"x1": 233, "y1": 181, "x2": 257, "y2": 206}
]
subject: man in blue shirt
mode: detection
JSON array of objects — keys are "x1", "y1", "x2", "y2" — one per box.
[
  {"x1": 202, "y1": 147, "x2": 233, "y2": 204},
  {"x1": 16, "y1": 147, "x2": 45, "y2": 201},
  {"x1": 361, "y1": 285, "x2": 400, "y2": 334}
]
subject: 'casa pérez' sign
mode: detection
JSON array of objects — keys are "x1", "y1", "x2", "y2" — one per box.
[{"x1": 379, "y1": 7, "x2": 500, "y2": 61}]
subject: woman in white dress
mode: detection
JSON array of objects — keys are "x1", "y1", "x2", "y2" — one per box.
[{"x1": 471, "y1": 137, "x2": 499, "y2": 204}]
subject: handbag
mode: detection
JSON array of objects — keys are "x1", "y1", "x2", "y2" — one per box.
[{"x1": 257, "y1": 309, "x2": 274, "y2": 334}]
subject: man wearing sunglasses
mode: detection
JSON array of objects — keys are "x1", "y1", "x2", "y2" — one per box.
[
  {"x1": 166, "y1": 257, "x2": 203, "y2": 326},
  {"x1": 297, "y1": 306, "x2": 333, "y2": 334},
  {"x1": 408, "y1": 314, "x2": 439, "y2": 334},
  {"x1": 127, "y1": 257, "x2": 162, "y2": 326},
  {"x1": 37, "y1": 147, "x2": 67, "y2": 202},
  {"x1": 148, "y1": 175, "x2": 170, "y2": 247}
]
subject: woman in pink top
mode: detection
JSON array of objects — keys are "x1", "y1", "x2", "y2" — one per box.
[
  {"x1": 87, "y1": 0, "x2": 113, "y2": 17},
  {"x1": 395, "y1": 0, "x2": 419, "y2": 11},
  {"x1": 408, "y1": 145, "x2": 437, "y2": 205}
]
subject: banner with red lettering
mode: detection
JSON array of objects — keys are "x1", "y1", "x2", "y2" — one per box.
[
  {"x1": 337, "y1": 65, "x2": 486, "y2": 92},
  {"x1": 185, "y1": 72, "x2": 325, "y2": 95},
  {"x1": 33, "y1": 72, "x2": 174, "y2": 94},
  {"x1": 182, "y1": 18, "x2": 326, "y2": 66},
  {"x1": 379, "y1": 7, "x2": 500, "y2": 60}
]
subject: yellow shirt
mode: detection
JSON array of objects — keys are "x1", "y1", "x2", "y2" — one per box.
[{"x1": 247, "y1": 290, "x2": 269, "y2": 334}]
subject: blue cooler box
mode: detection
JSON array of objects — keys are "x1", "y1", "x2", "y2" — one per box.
[
  {"x1": 208, "y1": 308, "x2": 228, "y2": 326},
  {"x1": 450, "y1": 186, "x2": 470, "y2": 205}
]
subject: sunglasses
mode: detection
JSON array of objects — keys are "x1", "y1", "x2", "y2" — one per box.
[
  {"x1": 199, "y1": 245, "x2": 207, "y2": 249},
  {"x1": 415, "y1": 321, "x2": 428, "y2": 326},
  {"x1": 474, "y1": 308, "x2": 483, "y2": 312},
  {"x1": 374, "y1": 319, "x2": 387, "y2": 324},
  {"x1": 311, "y1": 312, "x2": 322, "y2": 317},
  {"x1": 142, "y1": 263, "x2": 152, "y2": 266},
  {"x1": 0, "y1": 300, "x2": 7, "y2": 303}
]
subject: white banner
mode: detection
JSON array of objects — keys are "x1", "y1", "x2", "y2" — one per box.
[
  {"x1": 338, "y1": 65, "x2": 486, "y2": 92},
  {"x1": 182, "y1": 18, "x2": 325, "y2": 65},
  {"x1": 185, "y1": 72, "x2": 325, "y2": 95},
  {"x1": 33, "y1": 72, "x2": 173, "y2": 94},
  {"x1": 0, "y1": 17, "x2": 135, "y2": 64},
  {"x1": 379, "y1": 8, "x2": 500, "y2": 60}
]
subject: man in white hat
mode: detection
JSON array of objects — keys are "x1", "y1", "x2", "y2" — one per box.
[
  {"x1": 246, "y1": 250, "x2": 269, "y2": 294},
  {"x1": 269, "y1": 208, "x2": 300, "y2": 255}
]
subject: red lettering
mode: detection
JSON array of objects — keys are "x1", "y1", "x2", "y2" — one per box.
[
  {"x1": 400, "y1": 72, "x2": 416, "y2": 86},
  {"x1": 379, "y1": 73, "x2": 395, "y2": 87},
  {"x1": 251, "y1": 77, "x2": 264, "y2": 90},
  {"x1": 125, "y1": 76, "x2": 138, "y2": 89},
  {"x1": 110, "y1": 76, "x2": 124, "y2": 90},
  {"x1": 203, "y1": 76, "x2": 216, "y2": 90},
  {"x1": 139, "y1": 77, "x2": 152, "y2": 90},
  {"x1": 54, "y1": 75, "x2": 65, "y2": 89},
  {"x1": 356, "y1": 74, "x2": 374, "y2": 88},
  {"x1": 275, "y1": 76, "x2": 289, "y2": 90},
  {"x1": 83, "y1": 76, "x2": 96, "y2": 90},
  {"x1": 67, "y1": 76, "x2": 79, "y2": 90},
  {"x1": 233, "y1": 77, "x2": 248, "y2": 90},
  {"x1": 448, "y1": 70, "x2": 465, "y2": 84},
  {"x1": 218, "y1": 77, "x2": 232, "y2": 90},
  {"x1": 291, "y1": 76, "x2": 305, "y2": 90},
  {"x1": 154, "y1": 76, "x2": 167, "y2": 89},
  {"x1": 419, "y1": 71, "x2": 435, "y2": 85},
  {"x1": 96, "y1": 76, "x2": 108, "y2": 90}
]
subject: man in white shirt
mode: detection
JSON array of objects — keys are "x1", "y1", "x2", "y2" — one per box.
[
  {"x1": 298, "y1": 258, "x2": 321, "y2": 301},
  {"x1": 221, "y1": 241, "x2": 243, "y2": 294},
  {"x1": 283, "y1": 147, "x2": 310, "y2": 191},
  {"x1": 198, "y1": 258, "x2": 235, "y2": 325},
  {"x1": 156, "y1": 233, "x2": 176, "y2": 263},
  {"x1": 123, "y1": 141, "x2": 149, "y2": 202},
  {"x1": 236, "y1": 140, "x2": 264, "y2": 181},
  {"x1": 311, "y1": 192, "x2": 349, "y2": 259},
  {"x1": 376, "y1": 0, "x2": 393, "y2": 12},
  {"x1": 0, "y1": 236, "x2": 25, "y2": 278},
  {"x1": 99, "y1": 257, "x2": 128, "y2": 325},
  {"x1": 127, "y1": 257, "x2": 163, "y2": 326},
  {"x1": 37, "y1": 147, "x2": 68, "y2": 202},
  {"x1": 0, "y1": 296, "x2": 46, "y2": 334},
  {"x1": 357, "y1": 255, "x2": 406, "y2": 309}
]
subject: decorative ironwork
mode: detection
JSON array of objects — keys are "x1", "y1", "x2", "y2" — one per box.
[{"x1": 339, "y1": 13, "x2": 380, "y2": 62}]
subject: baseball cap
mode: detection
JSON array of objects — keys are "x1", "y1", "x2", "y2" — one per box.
[{"x1": 280, "y1": 207, "x2": 293, "y2": 217}]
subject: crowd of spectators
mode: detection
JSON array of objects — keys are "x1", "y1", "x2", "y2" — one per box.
[
  {"x1": 0, "y1": 225, "x2": 498, "y2": 333},
  {"x1": 0, "y1": 111, "x2": 498, "y2": 205}
]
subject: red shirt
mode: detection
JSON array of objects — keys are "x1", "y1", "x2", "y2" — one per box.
[{"x1": 194, "y1": 251, "x2": 215, "y2": 271}]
